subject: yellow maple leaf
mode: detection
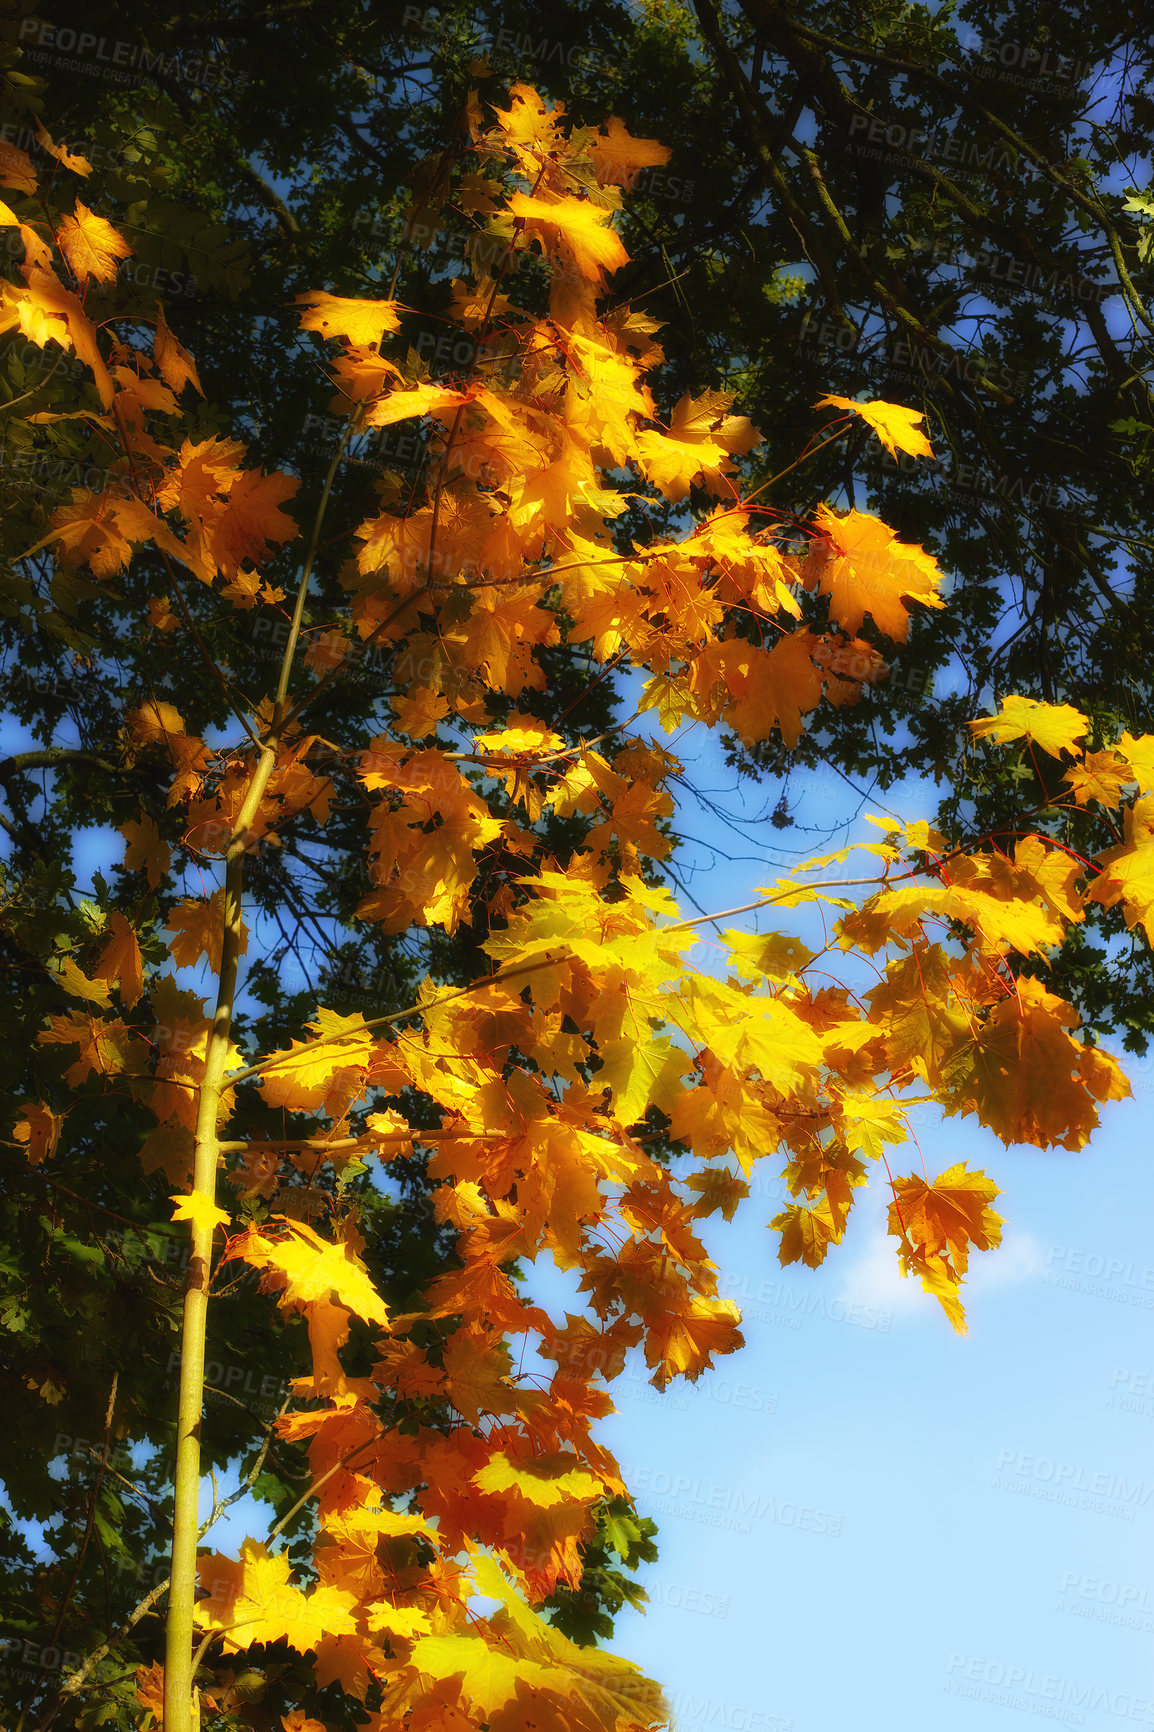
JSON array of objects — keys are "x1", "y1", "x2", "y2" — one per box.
[
  {"x1": 44, "y1": 492, "x2": 200, "y2": 582},
  {"x1": 126, "y1": 699, "x2": 186, "y2": 747},
  {"x1": 645, "y1": 1291, "x2": 744, "y2": 1388},
  {"x1": 364, "y1": 382, "x2": 473, "y2": 429},
  {"x1": 941, "y1": 976, "x2": 1130, "y2": 1151},
  {"x1": 636, "y1": 388, "x2": 762, "y2": 501},
  {"x1": 968, "y1": 693, "x2": 1088, "y2": 757},
  {"x1": 507, "y1": 190, "x2": 628, "y2": 284},
  {"x1": 392, "y1": 686, "x2": 449, "y2": 739},
  {"x1": 684, "y1": 1167, "x2": 749, "y2": 1221},
  {"x1": 257, "y1": 1008, "x2": 379, "y2": 1112},
  {"x1": 1062, "y1": 750, "x2": 1132, "y2": 807},
  {"x1": 57, "y1": 200, "x2": 132, "y2": 285},
  {"x1": 170, "y1": 1191, "x2": 231, "y2": 1235},
  {"x1": 771, "y1": 1198, "x2": 841, "y2": 1268},
  {"x1": 888, "y1": 1162, "x2": 1003, "y2": 1279},
  {"x1": 442, "y1": 1333, "x2": 519, "y2": 1425},
  {"x1": 281, "y1": 1715, "x2": 328, "y2": 1732},
  {"x1": 1116, "y1": 730, "x2": 1154, "y2": 793},
  {"x1": 295, "y1": 290, "x2": 401, "y2": 346},
  {"x1": 37, "y1": 1011, "x2": 144, "y2": 1089},
  {"x1": 34, "y1": 124, "x2": 92, "y2": 178},
  {"x1": 52, "y1": 954, "x2": 112, "y2": 1007},
  {"x1": 724, "y1": 930, "x2": 816, "y2": 981},
  {"x1": 196, "y1": 1540, "x2": 358, "y2": 1653},
  {"x1": 227, "y1": 1217, "x2": 389, "y2": 1325},
  {"x1": 837, "y1": 1094, "x2": 910, "y2": 1160},
  {"x1": 472, "y1": 1452, "x2": 603, "y2": 1509},
  {"x1": 595, "y1": 1031, "x2": 693, "y2": 1125},
  {"x1": 887, "y1": 1162, "x2": 1004, "y2": 1333},
  {"x1": 410, "y1": 1634, "x2": 563, "y2": 1717},
  {"x1": 815, "y1": 393, "x2": 934, "y2": 459},
  {"x1": 1085, "y1": 793, "x2": 1154, "y2": 943}
]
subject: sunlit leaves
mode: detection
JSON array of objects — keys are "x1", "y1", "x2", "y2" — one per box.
[
  {"x1": 807, "y1": 506, "x2": 946, "y2": 642},
  {"x1": 507, "y1": 191, "x2": 629, "y2": 284},
  {"x1": 294, "y1": 290, "x2": 402, "y2": 346},
  {"x1": 1084, "y1": 794, "x2": 1154, "y2": 944},
  {"x1": 227, "y1": 1217, "x2": 389, "y2": 1326},
  {"x1": 887, "y1": 1163, "x2": 1004, "y2": 1333},
  {"x1": 969, "y1": 694, "x2": 1089, "y2": 756},
  {"x1": 13, "y1": 70, "x2": 1154, "y2": 1732},
  {"x1": 257, "y1": 1009, "x2": 382, "y2": 1113},
  {"x1": 815, "y1": 394, "x2": 934, "y2": 459},
  {"x1": 56, "y1": 200, "x2": 132, "y2": 285}
]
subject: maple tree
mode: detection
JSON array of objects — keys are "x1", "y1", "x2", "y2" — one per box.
[
  {"x1": 14, "y1": 0, "x2": 1150, "y2": 1048},
  {"x1": 1, "y1": 57, "x2": 1151, "y2": 1732}
]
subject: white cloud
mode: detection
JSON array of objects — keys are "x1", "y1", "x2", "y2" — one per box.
[{"x1": 836, "y1": 1216, "x2": 1045, "y2": 1318}]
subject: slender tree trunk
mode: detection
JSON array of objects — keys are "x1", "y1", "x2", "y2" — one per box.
[{"x1": 163, "y1": 748, "x2": 275, "y2": 1732}]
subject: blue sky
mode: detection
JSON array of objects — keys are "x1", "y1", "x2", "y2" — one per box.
[{"x1": 579, "y1": 708, "x2": 1154, "y2": 1732}]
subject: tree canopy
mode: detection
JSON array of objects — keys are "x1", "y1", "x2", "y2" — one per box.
[
  {"x1": 1, "y1": 7, "x2": 1153, "y2": 1731},
  {"x1": 6, "y1": 0, "x2": 1154, "y2": 1038}
]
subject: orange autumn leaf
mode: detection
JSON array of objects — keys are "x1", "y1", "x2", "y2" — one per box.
[
  {"x1": 36, "y1": 1012, "x2": 145, "y2": 1089},
  {"x1": 92, "y1": 910, "x2": 145, "y2": 1006},
  {"x1": 57, "y1": 200, "x2": 133, "y2": 285},
  {"x1": 888, "y1": 1161, "x2": 1003, "y2": 1271},
  {"x1": 887, "y1": 1162, "x2": 1004, "y2": 1332},
  {"x1": 166, "y1": 889, "x2": 248, "y2": 974},
  {"x1": 807, "y1": 505, "x2": 946, "y2": 642},
  {"x1": 0, "y1": 141, "x2": 36, "y2": 194},
  {"x1": 204, "y1": 467, "x2": 301, "y2": 580},
  {"x1": 636, "y1": 388, "x2": 762, "y2": 502},
  {"x1": 13, "y1": 1102, "x2": 64, "y2": 1166},
  {"x1": 590, "y1": 116, "x2": 672, "y2": 188},
  {"x1": 771, "y1": 1197, "x2": 841, "y2": 1269},
  {"x1": 44, "y1": 491, "x2": 200, "y2": 581},
  {"x1": 717, "y1": 629, "x2": 824, "y2": 750},
  {"x1": 154, "y1": 302, "x2": 204, "y2": 396},
  {"x1": 132, "y1": 1663, "x2": 165, "y2": 1728},
  {"x1": 121, "y1": 814, "x2": 171, "y2": 888},
  {"x1": 126, "y1": 699, "x2": 187, "y2": 749},
  {"x1": 257, "y1": 1008, "x2": 381, "y2": 1112},
  {"x1": 941, "y1": 977, "x2": 1130, "y2": 1151},
  {"x1": 34, "y1": 124, "x2": 92, "y2": 177},
  {"x1": 154, "y1": 439, "x2": 299, "y2": 581}
]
